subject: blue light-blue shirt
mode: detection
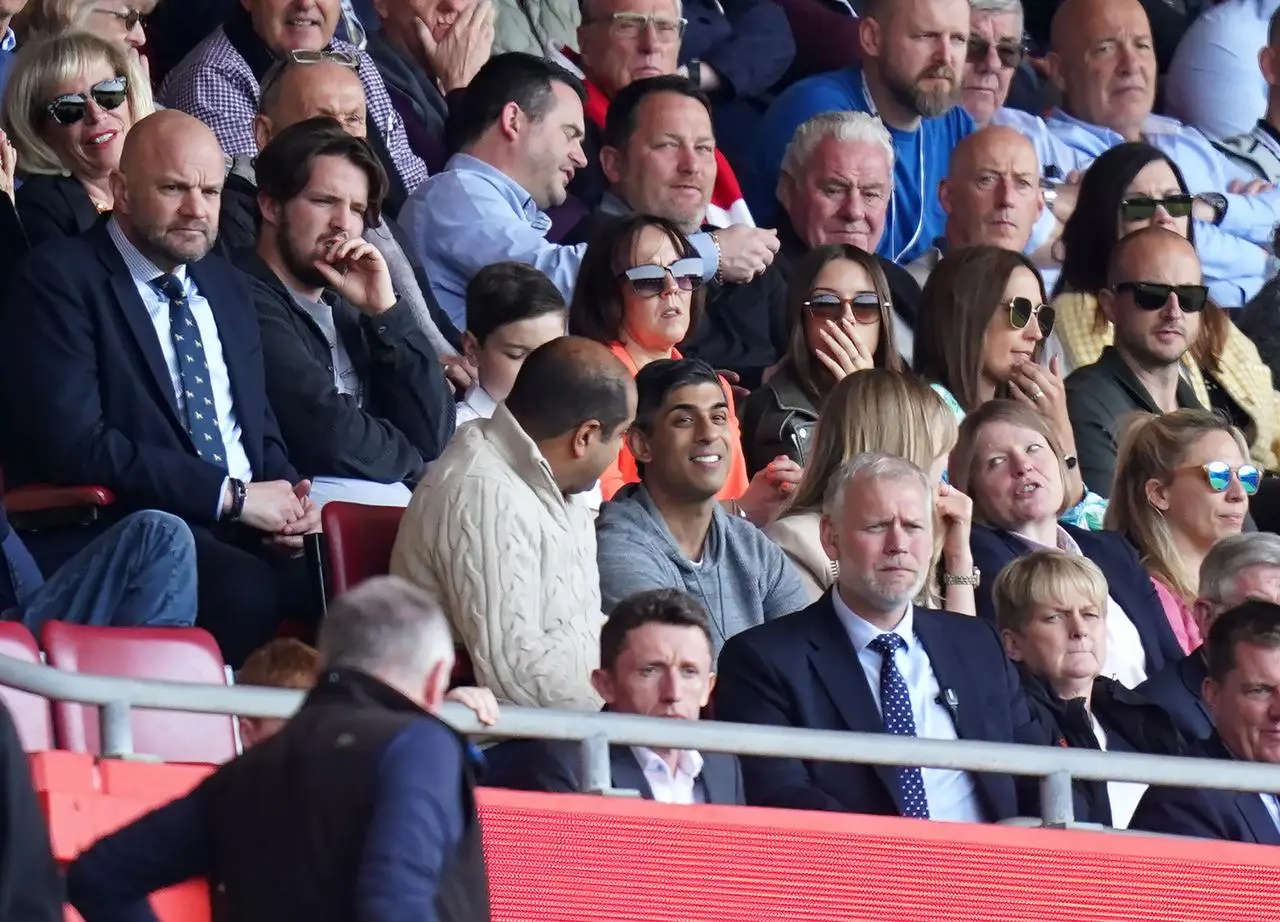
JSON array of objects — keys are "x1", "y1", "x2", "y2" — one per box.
[
  {"x1": 400, "y1": 153, "x2": 721, "y2": 330},
  {"x1": 1166, "y1": 0, "x2": 1280, "y2": 141},
  {"x1": 1045, "y1": 109, "x2": 1272, "y2": 306},
  {"x1": 750, "y1": 65, "x2": 974, "y2": 263},
  {"x1": 0, "y1": 27, "x2": 18, "y2": 98}
]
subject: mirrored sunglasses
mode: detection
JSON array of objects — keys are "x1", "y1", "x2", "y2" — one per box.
[
  {"x1": 621, "y1": 257, "x2": 704, "y2": 297},
  {"x1": 1190, "y1": 461, "x2": 1262, "y2": 496},
  {"x1": 44, "y1": 76, "x2": 129, "y2": 126}
]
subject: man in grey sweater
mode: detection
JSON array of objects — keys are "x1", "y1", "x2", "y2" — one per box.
[{"x1": 596, "y1": 358, "x2": 808, "y2": 653}]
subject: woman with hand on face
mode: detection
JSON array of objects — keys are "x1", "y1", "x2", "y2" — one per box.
[
  {"x1": 949, "y1": 400, "x2": 1182, "y2": 684},
  {"x1": 765, "y1": 368, "x2": 976, "y2": 613},
  {"x1": 570, "y1": 213, "x2": 799, "y2": 527},
  {"x1": 1107, "y1": 410, "x2": 1256, "y2": 653},
  {"x1": 915, "y1": 244, "x2": 1108, "y2": 530},
  {"x1": 740, "y1": 244, "x2": 903, "y2": 477}
]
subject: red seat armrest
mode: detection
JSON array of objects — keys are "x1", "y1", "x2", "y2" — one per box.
[{"x1": 4, "y1": 484, "x2": 116, "y2": 513}]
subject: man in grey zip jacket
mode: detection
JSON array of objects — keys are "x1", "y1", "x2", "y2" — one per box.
[{"x1": 595, "y1": 358, "x2": 808, "y2": 653}]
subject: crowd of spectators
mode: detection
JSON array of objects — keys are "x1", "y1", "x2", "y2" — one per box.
[{"x1": 3, "y1": 0, "x2": 1280, "y2": 882}]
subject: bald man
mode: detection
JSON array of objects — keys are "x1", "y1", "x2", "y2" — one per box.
[
  {"x1": 392, "y1": 335, "x2": 637, "y2": 711},
  {"x1": 0, "y1": 109, "x2": 322, "y2": 666},
  {"x1": 1065, "y1": 227, "x2": 1207, "y2": 496},
  {"x1": 1043, "y1": 0, "x2": 1280, "y2": 308}
]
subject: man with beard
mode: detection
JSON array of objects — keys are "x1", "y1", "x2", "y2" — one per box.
[
  {"x1": 1064, "y1": 227, "x2": 1206, "y2": 497},
  {"x1": 748, "y1": 0, "x2": 974, "y2": 261},
  {"x1": 235, "y1": 118, "x2": 455, "y2": 508},
  {"x1": 0, "y1": 110, "x2": 321, "y2": 666}
]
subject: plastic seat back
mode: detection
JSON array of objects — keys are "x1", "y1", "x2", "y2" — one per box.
[
  {"x1": 0, "y1": 622, "x2": 53, "y2": 750},
  {"x1": 321, "y1": 502, "x2": 406, "y2": 596}
]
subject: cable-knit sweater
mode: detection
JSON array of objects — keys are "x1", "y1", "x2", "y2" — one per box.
[{"x1": 390, "y1": 405, "x2": 604, "y2": 711}]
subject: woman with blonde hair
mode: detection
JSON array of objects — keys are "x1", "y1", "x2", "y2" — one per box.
[
  {"x1": 1, "y1": 30, "x2": 152, "y2": 246},
  {"x1": 764, "y1": 368, "x2": 976, "y2": 613},
  {"x1": 16, "y1": 0, "x2": 157, "y2": 55},
  {"x1": 1106, "y1": 409, "x2": 1256, "y2": 652}
]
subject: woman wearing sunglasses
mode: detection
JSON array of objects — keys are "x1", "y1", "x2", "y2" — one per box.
[
  {"x1": 1053, "y1": 141, "x2": 1280, "y2": 488},
  {"x1": 17, "y1": 1, "x2": 156, "y2": 54},
  {"x1": 569, "y1": 214, "x2": 796, "y2": 524},
  {"x1": 740, "y1": 244, "x2": 903, "y2": 476},
  {"x1": 0, "y1": 31, "x2": 151, "y2": 251},
  {"x1": 1107, "y1": 409, "x2": 1256, "y2": 654},
  {"x1": 949, "y1": 400, "x2": 1182, "y2": 686}
]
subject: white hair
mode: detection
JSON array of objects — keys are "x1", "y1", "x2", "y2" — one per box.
[
  {"x1": 317, "y1": 576, "x2": 455, "y2": 683},
  {"x1": 778, "y1": 111, "x2": 896, "y2": 186},
  {"x1": 822, "y1": 452, "x2": 933, "y2": 521},
  {"x1": 1200, "y1": 534, "x2": 1280, "y2": 604},
  {"x1": 969, "y1": 0, "x2": 1024, "y2": 22}
]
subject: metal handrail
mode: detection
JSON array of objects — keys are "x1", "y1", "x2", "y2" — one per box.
[{"x1": 4, "y1": 654, "x2": 1278, "y2": 827}]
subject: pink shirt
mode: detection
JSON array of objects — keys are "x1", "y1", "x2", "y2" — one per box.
[{"x1": 1152, "y1": 578, "x2": 1201, "y2": 654}]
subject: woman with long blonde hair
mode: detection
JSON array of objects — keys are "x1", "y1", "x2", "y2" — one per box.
[
  {"x1": 764, "y1": 368, "x2": 976, "y2": 613},
  {"x1": 1106, "y1": 409, "x2": 1255, "y2": 652}
]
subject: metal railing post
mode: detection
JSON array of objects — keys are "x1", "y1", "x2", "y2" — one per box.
[
  {"x1": 1040, "y1": 771, "x2": 1075, "y2": 827},
  {"x1": 99, "y1": 699, "x2": 135, "y2": 758},
  {"x1": 580, "y1": 732, "x2": 611, "y2": 794}
]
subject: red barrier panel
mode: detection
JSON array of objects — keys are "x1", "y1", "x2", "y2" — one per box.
[{"x1": 31, "y1": 754, "x2": 1280, "y2": 922}]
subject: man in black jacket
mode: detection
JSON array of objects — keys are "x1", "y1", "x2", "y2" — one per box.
[
  {"x1": 67, "y1": 576, "x2": 492, "y2": 922},
  {"x1": 0, "y1": 699, "x2": 60, "y2": 922},
  {"x1": 238, "y1": 118, "x2": 454, "y2": 506}
]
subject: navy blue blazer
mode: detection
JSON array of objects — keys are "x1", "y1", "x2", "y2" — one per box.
[
  {"x1": 0, "y1": 223, "x2": 296, "y2": 524},
  {"x1": 713, "y1": 592, "x2": 1052, "y2": 820},
  {"x1": 970, "y1": 523, "x2": 1183, "y2": 676},
  {"x1": 1128, "y1": 735, "x2": 1280, "y2": 844},
  {"x1": 1137, "y1": 648, "x2": 1213, "y2": 742}
]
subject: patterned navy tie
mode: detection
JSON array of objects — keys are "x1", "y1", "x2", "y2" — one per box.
[
  {"x1": 152, "y1": 273, "x2": 227, "y2": 469},
  {"x1": 867, "y1": 632, "x2": 931, "y2": 819}
]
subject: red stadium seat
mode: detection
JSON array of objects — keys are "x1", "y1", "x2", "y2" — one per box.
[
  {"x1": 320, "y1": 501, "x2": 405, "y2": 596},
  {"x1": 0, "y1": 622, "x2": 54, "y2": 750},
  {"x1": 41, "y1": 623, "x2": 237, "y2": 764}
]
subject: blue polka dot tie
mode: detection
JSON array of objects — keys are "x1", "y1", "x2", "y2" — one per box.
[
  {"x1": 152, "y1": 274, "x2": 227, "y2": 469},
  {"x1": 868, "y1": 632, "x2": 931, "y2": 819}
]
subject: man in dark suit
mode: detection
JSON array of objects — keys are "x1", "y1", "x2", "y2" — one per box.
[
  {"x1": 492, "y1": 588, "x2": 745, "y2": 804},
  {"x1": 715, "y1": 452, "x2": 1051, "y2": 820},
  {"x1": 1064, "y1": 228, "x2": 1205, "y2": 497},
  {"x1": 238, "y1": 117, "x2": 455, "y2": 506},
  {"x1": 1130, "y1": 600, "x2": 1280, "y2": 843},
  {"x1": 0, "y1": 110, "x2": 320, "y2": 665},
  {"x1": 562, "y1": 75, "x2": 787, "y2": 390},
  {"x1": 1139, "y1": 533, "x2": 1280, "y2": 742}
]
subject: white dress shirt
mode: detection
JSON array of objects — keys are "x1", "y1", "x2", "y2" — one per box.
[
  {"x1": 106, "y1": 218, "x2": 252, "y2": 516},
  {"x1": 830, "y1": 591, "x2": 985, "y2": 823},
  {"x1": 1088, "y1": 713, "x2": 1146, "y2": 829},
  {"x1": 631, "y1": 747, "x2": 705, "y2": 804}
]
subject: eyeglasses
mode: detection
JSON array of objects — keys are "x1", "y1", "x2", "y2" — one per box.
[
  {"x1": 1120, "y1": 194, "x2": 1195, "y2": 222},
  {"x1": 43, "y1": 75, "x2": 129, "y2": 126},
  {"x1": 99, "y1": 7, "x2": 146, "y2": 31},
  {"x1": 802, "y1": 291, "x2": 884, "y2": 324},
  {"x1": 586, "y1": 12, "x2": 687, "y2": 40},
  {"x1": 1113, "y1": 281, "x2": 1209, "y2": 313},
  {"x1": 286, "y1": 48, "x2": 361, "y2": 67},
  {"x1": 1006, "y1": 296, "x2": 1055, "y2": 337},
  {"x1": 966, "y1": 34, "x2": 1024, "y2": 69},
  {"x1": 621, "y1": 257, "x2": 704, "y2": 297},
  {"x1": 1173, "y1": 461, "x2": 1262, "y2": 496}
]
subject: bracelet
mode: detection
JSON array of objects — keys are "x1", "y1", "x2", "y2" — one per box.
[
  {"x1": 228, "y1": 478, "x2": 247, "y2": 521},
  {"x1": 710, "y1": 230, "x2": 724, "y2": 285},
  {"x1": 941, "y1": 566, "x2": 981, "y2": 587}
]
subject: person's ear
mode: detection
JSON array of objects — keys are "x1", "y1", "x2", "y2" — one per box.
[
  {"x1": 939, "y1": 177, "x2": 953, "y2": 216},
  {"x1": 1263, "y1": 46, "x2": 1278, "y2": 87},
  {"x1": 1045, "y1": 51, "x2": 1066, "y2": 95},
  {"x1": 701, "y1": 670, "x2": 716, "y2": 707},
  {"x1": 1097, "y1": 286, "x2": 1118, "y2": 324},
  {"x1": 626, "y1": 425, "x2": 652, "y2": 465},
  {"x1": 253, "y1": 114, "x2": 273, "y2": 154},
  {"x1": 422, "y1": 658, "x2": 451, "y2": 713},
  {"x1": 1001, "y1": 628, "x2": 1025, "y2": 662},
  {"x1": 1145, "y1": 475, "x2": 1171, "y2": 514},
  {"x1": 571, "y1": 419, "x2": 603, "y2": 459},
  {"x1": 590, "y1": 667, "x2": 615, "y2": 704},
  {"x1": 600, "y1": 144, "x2": 624, "y2": 185},
  {"x1": 858, "y1": 15, "x2": 880, "y2": 58},
  {"x1": 238, "y1": 716, "x2": 260, "y2": 748},
  {"x1": 108, "y1": 171, "x2": 126, "y2": 213},
  {"x1": 1202, "y1": 675, "x2": 1221, "y2": 720},
  {"x1": 461, "y1": 330, "x2": 481, "y2": 367},
  {"x1": 818, "y1": 512, "x2": 840, "y2": 562},
  {"x1": 257, "y1": 191, "x2": 282, "y2": 231},
  {"x1": 776, "y1": 171, "x2": 797, "y2": 216},
  {"x1": 1192, "y1": 598, "x2": 1217, "y2": 637},
  {"x1": 499, "y1": 100, "x2": 523, "y2": 141}
]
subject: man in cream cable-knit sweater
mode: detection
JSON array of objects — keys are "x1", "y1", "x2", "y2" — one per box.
[{"x1": 391, "y1": 336, "x2": 637, "y2": 710}]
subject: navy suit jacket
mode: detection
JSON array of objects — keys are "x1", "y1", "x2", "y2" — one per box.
[
  {"x1": 713, "y1": 593, "x2": 1052, "y2": 820},
  {"x1": 970, "y1": 524, "x2": 1183, "y2": 676},
  {"x1": 0, "y1": 223, "x2": 296, "y2": 524},
  {"x1": 1129, "y1": 735, "x2": 1280, "y2": 844},
  {"x1": 491, "y1": 738, "x2": 745, "y2": 806},
  {"x1": 1137, "y1": 647, "x2": 1213, "y2": 742}
]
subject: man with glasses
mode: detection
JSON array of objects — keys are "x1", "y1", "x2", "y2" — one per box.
[
  {"x1": 158, "y1": 0, "x2": 427, "y2": 215},
  {"x1": 1043, "y1": 0, "x2": 1280, "y2": 307},
  {"x1": 1064, "y1": 226, "x2": 1206, "y2": 497}
]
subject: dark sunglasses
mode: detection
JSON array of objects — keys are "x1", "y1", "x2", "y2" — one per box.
[
  {"x1": 966, "y1": 34, "x2": 1024, "y2": 69},
  {"x1": 1007, "y1": 296, "x2": 1055, "y2": 337},
  {"x1": 1175, "y1": 461, "x2": 1262, "y2": 496},
  {"x1": 44, "y1": 75, "x2": 128, "y2": 126},
  {"x1": 621, "y1": 257, "x2": 703, "y2": 297},
  {"x1": 802, "y1": 291, "x2": 883, "y2": 324},
  {"x1": 1120, "y1": 194, "x2": 1195, "y2": 222},
  {"x1": 103, "y1": 7, "x2": 146, "y2": 30},
  {"x1": 1113, "y1": 281, "x2": 1209, "y2": 313}
]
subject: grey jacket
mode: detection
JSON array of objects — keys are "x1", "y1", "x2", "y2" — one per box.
[{"x1": 595, "y1": 484, "x2": 809, "y2": 653}]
